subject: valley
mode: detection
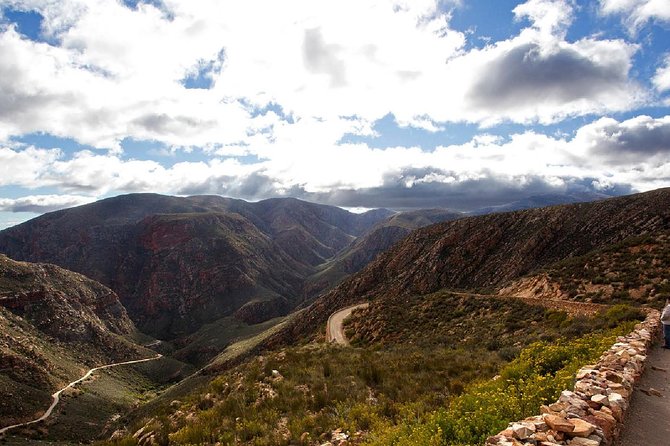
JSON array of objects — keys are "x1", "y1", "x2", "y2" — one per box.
[
  {"x1": 0, "y1": 189, "x2": 668, "y2": 445},
  {"x1": 0, "y1": 354, "x2": 162, "y2": 436}
]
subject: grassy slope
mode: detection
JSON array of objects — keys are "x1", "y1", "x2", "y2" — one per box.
[
  {"x1": 344, "y1": 291, "x2": 606, "y2": 351},
  {"x1": 171, "y1": 316, "x2": 286, "y2": 366},
  {"x1": 98, "y1": 295, "x2": 644, "y2": 446}
]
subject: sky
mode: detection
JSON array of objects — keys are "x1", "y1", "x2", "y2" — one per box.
[{"x1": 0, "y1": 0, "x2": 669, "y2": 228}]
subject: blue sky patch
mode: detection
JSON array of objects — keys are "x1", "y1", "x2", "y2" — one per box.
[{"x1": 2, "y1": 8, "x2": 44, "y2": 41}]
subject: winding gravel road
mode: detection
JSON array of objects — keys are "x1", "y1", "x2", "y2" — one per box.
[
  {"x1": 324, "y1": 292, "x2": 605, "y2": 347},
  {"x1": 0, "y1": 354, "x2": 162, "y2": 435},
  {"x1": 326, "y1": 303, "x2": 369, "y2": 345}
]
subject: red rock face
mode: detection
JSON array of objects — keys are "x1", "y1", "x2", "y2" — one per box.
[
  {"x1": 0, "y1": 194, "x2": 394, "y2": 339},
  {"x1": 0, "y1": 255, "x2": 135, "y2": 341}
]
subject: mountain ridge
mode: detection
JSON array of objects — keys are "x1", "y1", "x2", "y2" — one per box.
[
  {"x1": 266, "y1": 188, "x2": 670, "y2": 346},
  {"x1": 0, "y1": 194, "x2": 394, "y2": 339}
]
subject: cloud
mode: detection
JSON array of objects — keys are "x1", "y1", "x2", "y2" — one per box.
[
  {"x1": 464, "y1": 41, "x2": 638, "y2": 123},
  {"x1": 0, "y1": 0, "x2": 665, "y2": 216},
  {"x1": 0, "y1": 0, "x2": 646, "y2": 153},
  {"x1": 513, "y1": 0, "x2": 574, "y2": 38},
  {"x1": 653, "y1": 54, "x2": 670, "y2": 93},
  {"x1": 0, "y1": 145, "x2": 61, "y2": 186},
  {"x1": 0, "y1": 194, "x2": 95, "y2": 212},
  {"x1": 2, "y1": 114, "x2": 668, "y2": 212},
  {"x1": 600, "y1": 0, "x2": 670, "y2": 31},
  {"x1": 576, "y1": 115, "x2": 670, "y2": 166},
  {"x1": 303, "y1": 28, "x2": 347, "y2": 87}
]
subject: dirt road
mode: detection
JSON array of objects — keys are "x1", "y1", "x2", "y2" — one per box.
[
  {"x1": 448, "y1": 291, "x2": 608, "y2": 316},
  {"x1": 326, "y1": 303, "x2": 369, "y2": 345},
  {"x1": 0, "y1": 354, "x2": 162, "y2": 435}
]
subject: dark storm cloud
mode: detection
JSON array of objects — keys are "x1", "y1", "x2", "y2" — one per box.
[
  {"x1": 587, "y1": 118, "x2": 670, "y2": 165},
  {"x1": 303, "y1": 28, "x2": 347, "y2": 87},
  {"x1": 174, "y1": 167, "x2": 627, "y2": 212},
  {"x1": 467, "y1": 43, "x2": 627, "y2": 111}
]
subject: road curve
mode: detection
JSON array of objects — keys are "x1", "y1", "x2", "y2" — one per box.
[
  {"x1": 324, "y1": 292, "x2": 607, "y2": 347},
  {"x1": 326, "y1": 303, "x2": 369, "y2": 345},
  {"x1": 0, "y1": 354, "x2": 163, "y2": 436}
]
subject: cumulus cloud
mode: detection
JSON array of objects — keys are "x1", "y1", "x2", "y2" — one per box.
[
  {"x1": 575, "y1": 115, "x2": 670, "y2": 166},
  {"x1": 0, "y1": 145, "x2": 61, "y2": 186},
  {"x1": 513, "y1": 0, "x2": 574, "y2": 38},
  {"x1": 0, "y1": 194, "x2": 95, "y2": 213},
  {"x1": 2, "y1": 114, "x2": 668, "y2": 212},
  {"x1": 0, "y1": 0, "x2": 646, "y2": 152},
  {"x1": 600, "y1": 0, "x2": 670, "y2": 31},
  {"x1": 0, "y1": 0, "x2": 665, "y2": 217},
  {"x1": 463, "y1": 41, "x2": 638, "y2": 124}
]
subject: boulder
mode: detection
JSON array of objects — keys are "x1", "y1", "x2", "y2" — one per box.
[{"x1": 567, "y1": 437, "x2": 600, "y2": 446}]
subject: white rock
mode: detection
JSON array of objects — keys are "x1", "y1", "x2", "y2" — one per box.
[{"x1": 511, "y1": 422, "x2": 535, "y2": 440}]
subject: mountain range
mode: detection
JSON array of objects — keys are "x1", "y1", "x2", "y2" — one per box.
[
  {"x1": 2, "y1": 188, "x2": 664, "y2": 444},
  {"x1": 0, "y1": 193, "x2": 470, "y2": 342}
]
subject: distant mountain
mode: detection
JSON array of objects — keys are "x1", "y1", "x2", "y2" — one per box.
[
  {"x1": 0, "y1": 255, "x2": 145, "y2": 426},
  {"x1": 304, "y1": 209, "x2": 462, "y2": 297},
  {"x1": 470, "y1": 191, "x2": 610, "y2": 215},
  {"x1": 268, "y1": 188, "x2": 670, "y2": 345},
  {"x1": 0, "y1": 194, "x2": 393, "y2": 338}
]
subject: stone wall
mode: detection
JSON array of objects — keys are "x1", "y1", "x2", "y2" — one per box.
[{"x1": 486, "y1": 309, "x2": 661, "y2": 446}]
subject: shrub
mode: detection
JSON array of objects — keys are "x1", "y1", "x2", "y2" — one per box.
[{"x1": 365, "y1": 323, "x2": 636, "y2": 446}]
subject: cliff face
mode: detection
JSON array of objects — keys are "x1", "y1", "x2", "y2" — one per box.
[
  {"x1": 119, "y1": 212, "x2": 308, "y2": 336},
  {"x1": 0, "y1": 194, "x2": 393, "y2": 338},
  {"x1": 271, "y1": 188, "x2": 670, "y2": 344},
  {"x1": 0, "y1": 255, "x2": 135, "y2": 340}
]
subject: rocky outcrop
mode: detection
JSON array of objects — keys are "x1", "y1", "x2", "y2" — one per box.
[
  {"x1": 0, "y1": 255, "x2": 135, "y2": 339},
  {"x1": 486, "y1": 310, "x2": 661, "y2": 446},
  {"x1": 498, "y1": 273, "x2": 566, "y2": 300}
]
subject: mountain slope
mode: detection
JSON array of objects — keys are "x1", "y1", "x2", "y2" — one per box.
[
  {"x1": 0, "y1": 194, "x2": 392, "y2": 338},
  {"x1": 498, "y1": 231, "x2": 670, "y2": 308},
  {"x1": 0, "y1": 255, "x2": 148, "y2": 427},
  {"x1": 305, "y1": 209, "x2": 462, "y2": 297},
  {"x1": 270, "y1": 188, "x2": 670, "y2": 344}
]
